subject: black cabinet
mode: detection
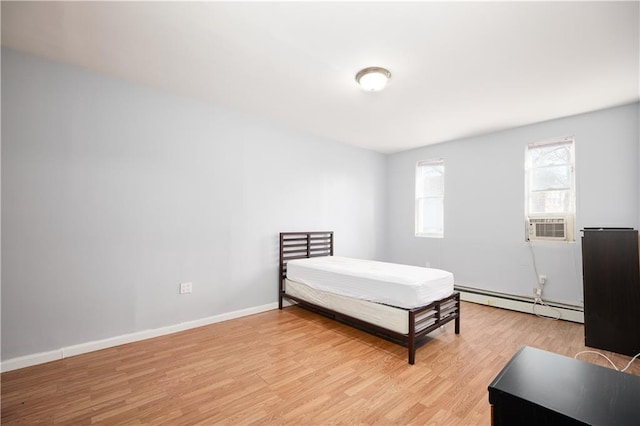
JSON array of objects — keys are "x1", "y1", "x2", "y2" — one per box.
[
  {"x1": 489, "y1": 346, "x2": 640, "y2": 425},
  {"x1": 581, "y1": 228, "x2": 640, "y2": 357}
]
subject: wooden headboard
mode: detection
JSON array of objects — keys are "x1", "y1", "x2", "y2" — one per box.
[{"x1": 279, "y1": 231, "x2": 333, "y2": 295}]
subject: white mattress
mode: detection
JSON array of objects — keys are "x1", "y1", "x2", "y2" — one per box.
[
  {"x1": 286, "y1": 256, "x2": 454, "y2": 309},
  {"x1": 285, "y1": 279, "x2": 410, "y2": 334}
]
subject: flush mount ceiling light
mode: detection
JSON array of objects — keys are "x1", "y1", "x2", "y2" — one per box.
[{"x1": 355, "y1": 67, "x2": 391, "y2": 92}]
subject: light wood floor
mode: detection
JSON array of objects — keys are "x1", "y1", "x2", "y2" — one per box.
[{"x1": 2, "y1": 302, "x2": 639, "y2": 425}]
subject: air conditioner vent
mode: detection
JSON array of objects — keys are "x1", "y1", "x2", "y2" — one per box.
[{"x1": 528, "y1": 217, "x2": 568, "y2": 241}]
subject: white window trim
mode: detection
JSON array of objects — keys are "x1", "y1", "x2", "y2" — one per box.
[
  {"x1": 524, "y1": 136, "x2": 576, "y2": 242},
  {"x1": 415, "y1": 158, "x2": 444, "y2": 238}
]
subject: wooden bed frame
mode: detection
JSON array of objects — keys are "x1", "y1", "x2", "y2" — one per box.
[{"x1": 278, "y1": 231, "x2": 460, "y2": 364}]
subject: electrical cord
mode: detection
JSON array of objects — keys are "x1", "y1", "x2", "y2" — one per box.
[
  {"x1": 528, "y1": 240, "x2": 541, "y2": 280},
  {"x1": 574, "y1": 350, "x2": 640, "y2": 373},
  {"x1": 528, "y1": 240, "x2": 561, "y2": 320},
  {"x1": 532, "y1": 297, "x2": 561, "y2": 320}
]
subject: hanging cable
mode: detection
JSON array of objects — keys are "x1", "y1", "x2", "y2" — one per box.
[
  {"x1": 532, "y1": 297, "x2": 561, "y2": 320},
  {"x1": 528, "y1": 241, "x2": 560, "y2": 320},
  {"x1": 575, "y1": 350, "x2": 640, "y2": 372}
]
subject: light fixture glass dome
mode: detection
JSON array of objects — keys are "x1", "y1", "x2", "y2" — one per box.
[{"x1": 355, "y1": 67, "x2": 391, "y2": 91}]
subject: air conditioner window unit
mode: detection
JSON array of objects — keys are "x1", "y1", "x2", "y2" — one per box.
[{"x1": 528, "y1": 217, "x2": 569, "y2": 241}]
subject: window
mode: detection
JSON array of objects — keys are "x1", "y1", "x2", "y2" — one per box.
[
  {"x1": 415, "y1": 159, "x2": 444, "y2": 237},
  {"x1": 525, "y1": 137, "x2": 575, "y2": 241}
]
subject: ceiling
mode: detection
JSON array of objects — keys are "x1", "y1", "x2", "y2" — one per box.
[{"x1": 2, "y1": 1, "x2": 639, "y2": 154}]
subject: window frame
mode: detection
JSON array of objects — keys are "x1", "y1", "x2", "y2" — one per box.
[
  {"x1": 415, "y1": 158, "x2": 445, "y2": 238},
  {"x1": 524, "y1": 137, "x2": 576, "y2": 242}
]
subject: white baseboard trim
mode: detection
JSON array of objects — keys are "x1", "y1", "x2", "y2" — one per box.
[
  {"x1": 1, "y1": 302, "x2": 279, "y2": 373},
  {"x1": 459, "y1": 290, "x2": 584, "y2": 323}
]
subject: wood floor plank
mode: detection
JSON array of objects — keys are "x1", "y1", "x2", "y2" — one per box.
[{"x1": 2, "y1": 301, "x2": 639, "y2": 424}]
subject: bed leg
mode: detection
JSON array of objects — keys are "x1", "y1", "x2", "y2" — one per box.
[
  {"x1": 408, "y1": 311, "x2": 416, "y2": 365},
  {"x1": 278, "y1": 292, "x2": 283, "y2": 310},
  {"x1": 454, "y1": 292, "x2": 460, "y2": 334}
]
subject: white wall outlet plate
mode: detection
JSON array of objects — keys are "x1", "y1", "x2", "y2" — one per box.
[{"x1": 180, "y1": 282, "x2": 193, "y2": 294}]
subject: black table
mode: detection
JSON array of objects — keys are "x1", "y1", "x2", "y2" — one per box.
[{"x1": 488, "y1": 346, "x2": 640, "y2": 425}]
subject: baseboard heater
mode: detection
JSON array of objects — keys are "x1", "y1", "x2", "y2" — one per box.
[{"x1": 455, "y1": 285, "x2": 584, "y2": 323}]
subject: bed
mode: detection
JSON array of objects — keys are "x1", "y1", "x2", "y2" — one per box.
[{"x1": 278, "y1": 231, "x2": 460, "y2": 364}]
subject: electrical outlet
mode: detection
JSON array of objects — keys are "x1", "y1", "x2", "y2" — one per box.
[
  {"x1": 534, "y1": 287, "x2": 542, "y2": 297},
  {"x1": 538, "y1": 275, "x2": 547, "y2": 285},
  {"x1": 180, "y1": 282, "x2": 193, "y2": 294}
]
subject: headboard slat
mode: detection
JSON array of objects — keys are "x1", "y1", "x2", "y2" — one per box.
[{"x1": 279, "y1": 231, "x2": 334, "y2": 307}]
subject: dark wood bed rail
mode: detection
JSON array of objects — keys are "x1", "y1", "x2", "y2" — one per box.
[{"x1": 283, "y1": 290, "x2": 460, "y2": 364}]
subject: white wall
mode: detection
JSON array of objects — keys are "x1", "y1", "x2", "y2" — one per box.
[
  {"x1": 385, "y1": 103, "x2": 639, "y2": 306},
  {"x1": 3, "y1": 46, "x2": 638, "y2": 363},
  {"x1": 1, "y1": 49, "x2": 387, "y2": 361}
]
